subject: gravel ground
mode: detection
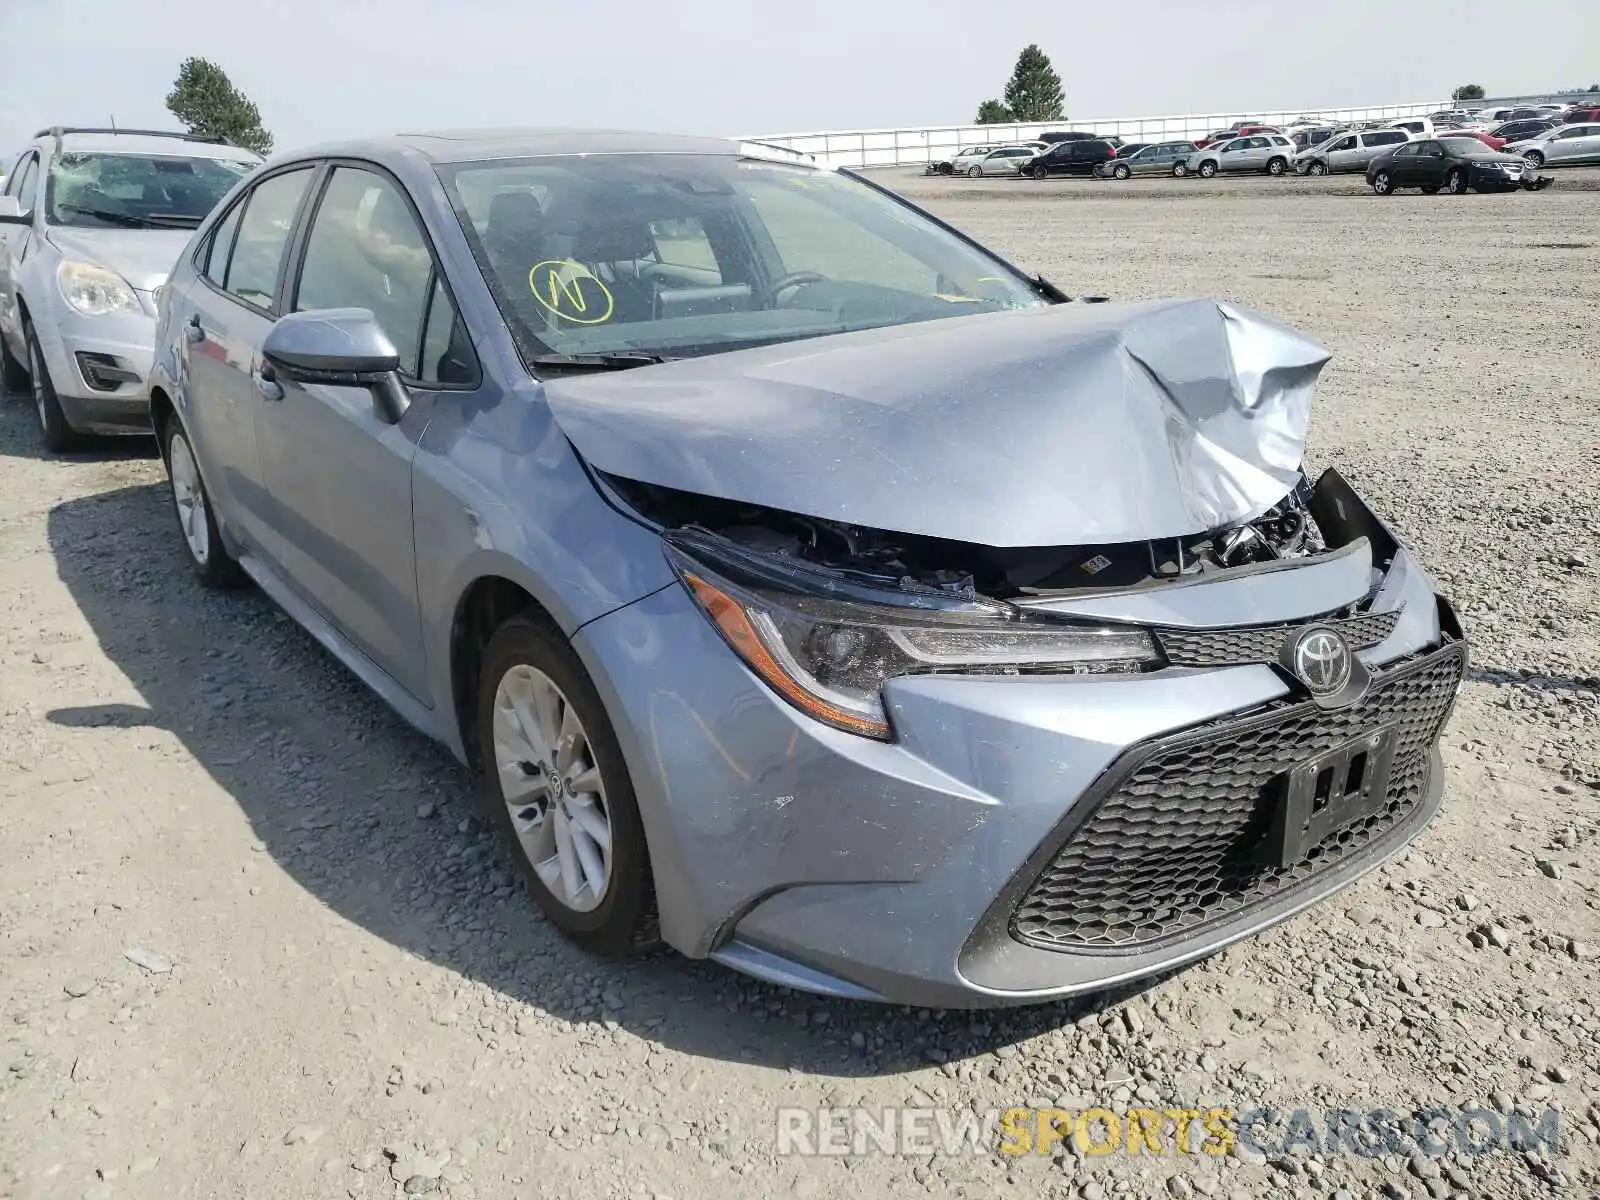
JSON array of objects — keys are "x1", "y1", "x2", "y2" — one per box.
[{"x1": 2, "y1": 171, "x2": 1598, "y2": 1200}]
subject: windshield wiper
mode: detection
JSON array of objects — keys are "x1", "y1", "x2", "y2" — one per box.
[
  {"x1": 530, "y1": 352, "x2": 677, "y2": 373},
  {"x1": 59, "y1": 204, "x2": 156, "y2": 229},
  {"x1": 141, "y1": 214, "x2": 204, "y2": 229}
]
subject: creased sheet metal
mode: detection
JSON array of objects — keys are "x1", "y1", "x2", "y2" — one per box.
[{"x1": 543, "y1": 298, "x2": 1331, "y2": 547}]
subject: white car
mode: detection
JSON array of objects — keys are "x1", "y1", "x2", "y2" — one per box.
[
  {"x1": 960, "y1": 145, "x2": 1045, "y2": 177},
  {"x1": 1504, "y1": 123, "x2": 1600, "y2": 168}
]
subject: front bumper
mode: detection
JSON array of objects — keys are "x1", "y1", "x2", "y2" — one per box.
[
  {"x1": 33, "y1": 302, "x2": 157, "y2": 434},
  {"x1": 573, "y1": 510, "x2": 1466, "y2": 1008}
]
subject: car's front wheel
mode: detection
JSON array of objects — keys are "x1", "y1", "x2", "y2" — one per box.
[
  {"x1": 23, "y1": 320, "x2": 77, "y2": 453},
  {"x1": 163, "y1": 418, "x2": 247, "y2": 588},
  {"x1": 1306, "y1": 160, "x2": 1328, "y2": 176},
  {"x1": 1198, "y1": 161, "x2": 1218, "y2": 178},
  {"x1": 478, "y1": 615, "x2": 658, "y2": 957},
  {"x1": 1031, "y1": 164, "x2": 1049, "y2": 180},
  {"x1": 1371, "y1": 170, "x2": 1395, "y2": 195},
  {"x1": 1445, "y1": 168, "x2": 1470, "y2": 195},
  {"x1": 1112, "y1": 163, "x2": 1131, "y2": 179},
  {"x1": 967, "y1": 165, "x2": 982, "y2": 177},
  {"x1": 1522, "y1": 151, "x2": 1544, "y2": 169}
]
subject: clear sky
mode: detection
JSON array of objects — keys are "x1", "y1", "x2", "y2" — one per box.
[{"x1": 2, "y1": 0, "x2": 1595, "y2": 160}]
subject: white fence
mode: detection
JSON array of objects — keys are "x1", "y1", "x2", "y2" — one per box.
[{"x1": 744, "y1": 100, "x2": 1470, "y2": 168}]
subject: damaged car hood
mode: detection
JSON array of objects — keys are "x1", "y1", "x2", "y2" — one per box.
[{"x1": 543, "y1": 299, "x2": 1331, "y2": 546}]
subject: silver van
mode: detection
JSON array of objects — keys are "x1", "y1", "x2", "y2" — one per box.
[{"x1": 1296, "y1": 129, "x2": 1410, "y2": 176}]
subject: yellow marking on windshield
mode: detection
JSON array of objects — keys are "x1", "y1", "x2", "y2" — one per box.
[{"x1": 527, "y1": 259, "x2": 615, "y2": 324}]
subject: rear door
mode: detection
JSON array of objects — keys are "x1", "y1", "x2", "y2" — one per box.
[
  {"x1": 254, "y1": 161, "x2": 478, "y2": 701},
  {"x1": 1410, "y1": 141, "x2": 1448, "y2": 186},
  {"x1": 183, "y1": 165, "x2": 318, "y2": 557},
  {"x1": 1384, "y1": 143, "x2": 1420, "y2": 184},
  {"x1": 1358, "y1": 131, "x2": 1408, "y2": 168}
]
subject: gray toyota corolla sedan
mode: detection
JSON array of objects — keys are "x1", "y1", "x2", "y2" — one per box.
[{"x1": 148, "y1": 129, "x2": 1467, "y2": 1007}]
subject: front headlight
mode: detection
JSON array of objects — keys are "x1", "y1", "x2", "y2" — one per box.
[
  {"x1": 57, "y1": 260, "x2": 140, "y2": 317},
  {"x1": 666, "y1": 535, "x2": 1158, "y2": 740}
]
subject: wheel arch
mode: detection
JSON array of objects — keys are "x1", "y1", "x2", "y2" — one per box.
[{"x1": 449, "y1": 574, "x2": 564, "y2": 772}]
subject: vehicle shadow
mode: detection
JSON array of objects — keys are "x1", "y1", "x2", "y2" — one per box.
[
  {"x1": 45, "y1": 481, "x2": 1170, "y2": 1074},
  {"x1": 0, "y1": 388, "x2": 158, "y2": 464}
]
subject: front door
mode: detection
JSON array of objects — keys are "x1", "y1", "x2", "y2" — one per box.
[{"x1": 252, "y1": 163, "x2": 461, "y2": 703}]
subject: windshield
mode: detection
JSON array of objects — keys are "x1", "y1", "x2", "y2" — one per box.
[
  {"x1": 441, "y1": 154, "x2": 1049, "y2": 362},
  {"x1": 46, "y1": 152, "x2": 254, "y2": 229},
  {"x1": 1444, "y1": 139, "x2": 1500, "y2": 158}
]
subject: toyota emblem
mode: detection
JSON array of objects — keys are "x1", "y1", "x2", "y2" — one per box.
[{"x1": 1290, "y1": 627, "x2": 1352, "y2": 695}]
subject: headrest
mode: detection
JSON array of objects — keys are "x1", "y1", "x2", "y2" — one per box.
[{"x1": 486, "y1": 190, "x2": 547, "y2": 243}]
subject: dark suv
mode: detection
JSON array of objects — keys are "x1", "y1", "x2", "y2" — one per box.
[{"x1": 1029, "y1": 139, "x2": 1117, "y2": 179}]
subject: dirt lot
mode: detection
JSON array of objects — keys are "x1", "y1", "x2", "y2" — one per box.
[{"x1": 2, "y1": 171, "x2": 1598, "y2": 1200}]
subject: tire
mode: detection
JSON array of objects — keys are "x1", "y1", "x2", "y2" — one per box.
[
  {"x1": 1522, "y1": 151, "x2": 1544, "y2": 169},
  {"x1": 966, "y1": 165, "x2": 982, "y2": 177},
  {"x1": 1306, "y1": 160, "x2": 1328, "y2": 176},
  {"x1": 1446, "y1": 169, "x2": 1469, "y2": 195},
  {"x1": 1112, "y1": 164, "x2": 1131, "y2": 180},
  {"x1": 1, "y1": 333, "x2": 27, "y2": 398},
  {"x1": 477, "y1": 615, "x2": 658, "y2": 957},
  {"x1": 1371, "y1": 170, "x2": 1394, "y2": 195},
  {"x1": 1031, "y1": 164, "x2": 1049, "y2": 181},
  {"x1": 162, "y1": 418, "x2": 247, "y2": 589},
  {"x1": 1171, "y1": 163, "x2": 1189, "y2": 177},
  {"x1": 1198, "y1": 161, "x2": 1218, "y2": 178},
  {"x1": 1266, "y1": 157, "x2": 1288, "y2": 176},
  {"x1": 23, "y1": 320, "x2": 78, "y2": 453}
]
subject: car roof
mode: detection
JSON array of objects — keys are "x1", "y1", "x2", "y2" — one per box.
[
  {"x1": 275, "y1": 127, "x2": 740, "y2": 167},
  {"x1": 36, "y1": 130, "x2": 261, "y2": 162}
]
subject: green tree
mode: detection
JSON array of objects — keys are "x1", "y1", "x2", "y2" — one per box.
[
  {"x1": 165, "y1": 57, "x2": 273, "y2": 155},
  {"x1": 1002, "y1": 44, "x2": 1064, "y2": 122},
  {"x1": 1451, "y1": 83, "x2": 1486, "y2": 101},
  {"x1": 1589, "y1": 83, "x2": 1599, "y2": 92},
  {"x1": 975, "y1": 99, "x2": 1014, "y2": 124}
]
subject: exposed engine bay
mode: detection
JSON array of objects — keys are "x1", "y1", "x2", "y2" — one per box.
[{"x1": 606, "y1": 471, "x2": 1333, "y2": 601}]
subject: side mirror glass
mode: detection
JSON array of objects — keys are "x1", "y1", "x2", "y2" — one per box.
[{"x1": 262, "y1": 308, "x2": 410, "y2": 422}]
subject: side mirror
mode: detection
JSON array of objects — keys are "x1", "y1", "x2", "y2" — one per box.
[
  {"x1": 0, "y1": 196, "x2": 28, "y2": 225},
  {"x1": 262, "y1": 308, "x2": 410, "y2": 423}
]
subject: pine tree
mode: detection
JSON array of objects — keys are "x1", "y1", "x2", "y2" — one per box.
[
  {"x1": 166, "y1": 58, "x2": 274, "y2": 155},
  {"x1": 1002, "y1": 45, "x2": 1064, "y2": 123},
  {"x1": 975, "y1": 99, "x2": 1014, "y2": 124}
]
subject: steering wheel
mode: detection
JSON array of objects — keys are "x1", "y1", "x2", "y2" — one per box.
[{"x1": 756, "y1": 271, "x2": 827, "y2": 309}]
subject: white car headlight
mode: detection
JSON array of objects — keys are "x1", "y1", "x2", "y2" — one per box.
[{"x1": 57, "y1": 260, "x2": 141, "y2": 317}]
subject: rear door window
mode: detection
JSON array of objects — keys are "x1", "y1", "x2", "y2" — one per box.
[
  {"x1": 202, "y1": 199, "x2": 245, "y2": 286},
  {"x1": 223, "y1": 167, "x2": 315, "y2": 310}
]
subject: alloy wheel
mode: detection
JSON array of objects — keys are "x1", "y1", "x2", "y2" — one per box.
[
  {"x1": 492, "y1": 664, "x2": 613, "y2": 913},
  {"x1": 167, "y1": 431, "x2": 211, "y2": 566}
]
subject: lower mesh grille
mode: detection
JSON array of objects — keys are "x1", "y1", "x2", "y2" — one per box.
[{"x1": 1010, "y1": 642, "x2": 1465, "y2": 952}]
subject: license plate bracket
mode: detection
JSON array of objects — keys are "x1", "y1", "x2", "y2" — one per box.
[{"x1": 1259, "y1": 724, "x2": 1400, "y2": 867}]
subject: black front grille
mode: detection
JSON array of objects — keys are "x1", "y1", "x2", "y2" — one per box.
[
  {"x1": 1010, "y1": 642, "x2": 1465, "y2": 952},
  {"x1": 1155, "y1": 610, "x2": 1400, "y2": 668}
]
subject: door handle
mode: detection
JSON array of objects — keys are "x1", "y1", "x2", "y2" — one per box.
[
  {"x1": 253, "y1": 364, "x2": 284, "y2": 402},
  {"x1": 185, "y1": 314, "x2": 204, "y2": 344}
]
